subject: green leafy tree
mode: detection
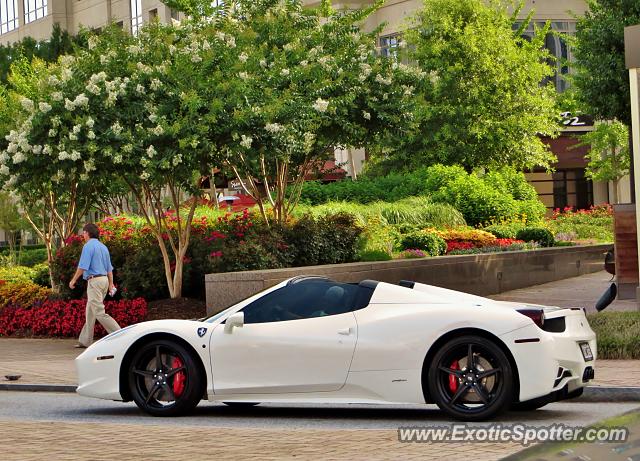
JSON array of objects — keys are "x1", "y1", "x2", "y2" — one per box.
[
  {"x1": 0, "y1": 191, "x2": 27, "y2": 259},
  {"x1": 574, "y1": 121, "x2": 630, "y2": 204},
  {"x1": 0, "y1": 24, "x2": 82, "y2": 84},
  {"x1": 375, "y1": 0, "x2": 559, "y2": 172},
  {"x1": 572, "y1": 0, "x2": 640, "y2": 127},
  {"x1": 214, "y1": 0, "x2": 418, "y2": 224}
]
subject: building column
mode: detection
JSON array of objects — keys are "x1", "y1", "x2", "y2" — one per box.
[{"x1": 625, "y1": 25, "x2": 640, "y2": 306}]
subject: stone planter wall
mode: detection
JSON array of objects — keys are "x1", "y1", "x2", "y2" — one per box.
[{"x1": 205, "y1": 244, "x2": 612, "y2": 315}]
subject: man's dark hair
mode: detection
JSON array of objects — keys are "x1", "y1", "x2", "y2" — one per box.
[{"x1": 83, "y1": 223, "x2": 100, "y2": 239}]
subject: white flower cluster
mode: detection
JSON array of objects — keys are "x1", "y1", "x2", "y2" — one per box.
[
  {"x1": 20, "y1": 97, "x2": 34, "y2": 113},
  {"x1": 312, "y1": 98, "x2": 329, "y2": 113},
  {"x1": 239, "y1": 52, "x2": 249, "y2": 63},
  {"x1": 265, "y1": 123, "x2": 284, "y2": 133},
  {"x1": 38, "y1": 102, "x2": 52, "y2": 113},
  {"x1": 128, "y1": 45, "x2": 142, "y2": 55},
  {"x1": 375, "y1": 74, "x2": 392, "y2": 85},
  {"x1": 100, "y1": 50, "x2": 116, "y2": 65},
  {"x1": 88, "y1": 36, "x2": 99, "y2": 50},
  {"x1": 240, "y1": 135, "x2": 252, "y2": 149}
]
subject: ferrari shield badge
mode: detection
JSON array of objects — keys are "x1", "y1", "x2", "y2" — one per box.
[{"x1": 197, "y1": 327, "x2": 207, "y2": 337}]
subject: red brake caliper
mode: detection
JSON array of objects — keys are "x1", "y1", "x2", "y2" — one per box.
[
  {"x1": 171, "y1": 357, "x2": 186, "y2": 398},
  {"x1": 448, "y1": 360, "x2": 460, "y2": 393}
]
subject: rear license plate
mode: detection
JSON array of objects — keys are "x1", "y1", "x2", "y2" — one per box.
[{"x1": 580, "y1": 342, "x2": 593, "y2": 361}]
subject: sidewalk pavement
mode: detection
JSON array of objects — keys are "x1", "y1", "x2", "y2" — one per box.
[
  {"x1": 0, "y1": 271, "x2": 638, "y2": 396},
  {"x1": 489, "y1": 270, "x2": 637, "y2": 313}
]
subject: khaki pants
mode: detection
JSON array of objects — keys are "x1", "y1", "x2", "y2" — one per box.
[{"x1": 78, "y1": 277, "x2": 121, "y2": 346}]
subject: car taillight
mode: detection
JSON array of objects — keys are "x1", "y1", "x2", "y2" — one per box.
[{"x1": 517, "y1": 308, "x2": 545, "y2": 328}]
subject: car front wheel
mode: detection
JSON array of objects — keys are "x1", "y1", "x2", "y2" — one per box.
[
  {"x1": 427, "y1": 335, "x2": 514, "y2": 421},
  {"x1": 128, "y1": 339, "x2": 204, "y2": 416}
]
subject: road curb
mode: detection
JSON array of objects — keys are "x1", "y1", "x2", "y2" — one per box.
[
  {"x1": 0, "y1": 383, "x2": 76, "y2": 393},
  {"x1": 579, "y1": 386, "x2": 640, "y2": 402}
]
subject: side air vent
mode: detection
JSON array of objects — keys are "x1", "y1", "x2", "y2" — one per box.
[
  {"x1": 554, "y1": 368, "x2": 572, "y2": 387},
  {"x1": 399, "y1": 280, "x2": 415, "y2": 289}
]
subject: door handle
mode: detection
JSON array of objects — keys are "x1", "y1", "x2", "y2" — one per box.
[{"x1": 338, "y1": 327, "x2": 352, "y2": 335}]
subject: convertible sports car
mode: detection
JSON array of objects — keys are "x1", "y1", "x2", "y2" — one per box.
[{"x1": 76, "y1": 275, "x2": 596, "y2": 421}]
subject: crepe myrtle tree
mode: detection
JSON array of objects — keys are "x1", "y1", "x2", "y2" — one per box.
[
  {"x1": 0, "y1": 22, "x2": 239, "y2": 298},
  {"x1": 81, "y1": 22, "x2": 239, "y2": 299},
  {"x1": 0, "y1": 57, "x2": 108, "y2": 289},
  {"x1": 192, "y1": 0, "x2": 419, "y2": 225}
]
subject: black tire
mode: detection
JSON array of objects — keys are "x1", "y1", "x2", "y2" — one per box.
[
  {"x1": 128, "y1": 339, "x2": 204, "y2": 416},
  {"x1": 427, "y1": 335, "x2": 514, "y2": 421},
  {"x1": 223, "y1": 402, "x2": 260, "y2": 408}
]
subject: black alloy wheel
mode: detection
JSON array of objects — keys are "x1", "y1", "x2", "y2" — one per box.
[
  {"x1": 427, "y1": 335, "x2": 513, "y2": 421},
  {"x1": 128, "y1": 339, "x2": 204, "y2": 416}
]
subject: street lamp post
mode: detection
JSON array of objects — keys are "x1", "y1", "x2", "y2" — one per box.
[{"x1": 625, "y1": 24, "x2": 640, "y2": 306}]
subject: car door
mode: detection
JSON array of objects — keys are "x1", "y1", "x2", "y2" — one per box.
[{"x1": 210, "y1": 280, "x2": 362, "y2": 394}]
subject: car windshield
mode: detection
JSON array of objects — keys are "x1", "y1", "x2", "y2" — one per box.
[{"x1": 204, "y1": 305, "x2": 235, "y2": 323}]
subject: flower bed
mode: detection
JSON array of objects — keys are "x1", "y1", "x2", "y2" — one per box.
[{"x1": 0, "y1": 297, "x2": 147, "y2": 337}]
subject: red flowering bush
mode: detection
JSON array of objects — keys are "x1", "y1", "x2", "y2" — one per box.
[
  {"x1": 446, "y1": 241, "x2": 476, "y2": 253},
  {"x1": 0, "y1": 297, "x2": 147, "y2": 337}
]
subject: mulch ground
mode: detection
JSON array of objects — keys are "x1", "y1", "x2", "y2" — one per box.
[{"x1": 145, "y1": 297, "x2": 207, "y2": 321}]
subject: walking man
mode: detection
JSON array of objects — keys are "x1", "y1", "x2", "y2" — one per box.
[{"x1": 69, "y1": 223, "x2": 121, "y2": 348}]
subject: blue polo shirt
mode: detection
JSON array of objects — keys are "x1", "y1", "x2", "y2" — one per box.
[{"x1": 78, "y1": 238, "x2": 113, "y2": 280}]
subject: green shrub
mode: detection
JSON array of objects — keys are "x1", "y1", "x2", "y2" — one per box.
[
  {"x1": 31, "y1": 263, "x2": 50, "y2": 287},
  {"x1": 588, "y1": 312, "x2": 640, "y2": 359},
  {"x1": 119, "y1": 243, "x2": 172, "y2": 300},
  {"x1": 16, "y1": 248, "x2": 48, "y2": 267},
  {"x1": 358, "y1": 250, "x2": 393, "y2": 262},
  {"x1": 297, "y1": 165, "x2": 546, "y2": 226},
  {"x1": 432, "y1": 175, "x2": 518, "y2": 226},
  {"x1": 483, "y1": 222, "x2": 526, "y2": 239},
  {"x1": 516, "y1": 227, "x2": 555, "y2": 247},
  {"x1": 286, "y1": 213, "x2": 362, "y2": 266},
  {"x1": 0, "y1": 265, "x2": 38, "y2": 284},
  {"x1": 400, "y1": 231, "x2": 447, "y2": 256},
  {"x1": 358, "y1": 218, "x2": 399, "y2": 257}
]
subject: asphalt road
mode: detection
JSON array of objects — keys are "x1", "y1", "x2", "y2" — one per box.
[{"x1": 0, "y1": 391, "x2": 638, "y2": 430}]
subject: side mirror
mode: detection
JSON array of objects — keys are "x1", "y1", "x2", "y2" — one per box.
[{"x1": 224, "y1": 312, "x2": 244, "y2": 334}]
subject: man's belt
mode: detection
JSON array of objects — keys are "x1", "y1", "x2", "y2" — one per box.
[{"x1": 87, "y1": 275, "x2": 107, "y2": 280}]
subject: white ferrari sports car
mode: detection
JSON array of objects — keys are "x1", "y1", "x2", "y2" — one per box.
[{"x1": 76, "y1": 275, "x2": 596, "y2": 421}]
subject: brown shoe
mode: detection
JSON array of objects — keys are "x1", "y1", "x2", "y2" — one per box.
[{"x1": 74, "y1": 344, "x2": 87, "y2": 349}]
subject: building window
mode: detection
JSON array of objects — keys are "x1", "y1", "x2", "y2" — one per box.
[
  {"x1": 170, "y1": 8, "x2": 179, "y2": 21},
  {"x1": 115, "y1": 20, "x2": 124, "y2": 29},
  {"x1": 515, "y1": 21, "x2": 576, "y2": 93},
  {"x1": 130, "y1": 0, "x2": 142, "y2": 35},
  {"x1": 379, "y1": 33, "x2": 401, "y2": 59},
  {"x1": 0, "y1": 0, "x2": 19, "y2": 34},
  {"x1": 526, "y1": 169, "x2": 593, "y2": 210},
  {"x1": 149, "y1": 8, "x2": 157, "y2": 22},
  {"x1": 23, "y1": 0, "x2": 46, "y2": 25}
]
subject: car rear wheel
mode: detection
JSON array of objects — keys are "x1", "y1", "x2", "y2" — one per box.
[
  {"x1": 128, "y1": 339, "x2": 204, "y2": 416},
  {"x1": 428, "y1": 335, "x2": 513, "y2": 421}
]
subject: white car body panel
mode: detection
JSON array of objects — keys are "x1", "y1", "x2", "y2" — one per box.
[
  {"x1": 210, "y1": 312, "x2": 357, "y2": 394},
  {"x1": 76, "y1": 277, "x2": 597, "y2": 409}
]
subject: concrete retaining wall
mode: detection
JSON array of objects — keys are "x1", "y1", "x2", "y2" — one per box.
[{"x1": 205, "y1": 244, "x2": 612, "y2": 315}]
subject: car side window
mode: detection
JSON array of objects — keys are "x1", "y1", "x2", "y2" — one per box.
[{"x1": 241, "y1": 281, "x2": 370, "y2": 324}]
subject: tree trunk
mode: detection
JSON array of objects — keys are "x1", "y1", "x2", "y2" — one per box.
[{"x1": 612, "y1": 178, "x2": 619, "y2": 204}]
